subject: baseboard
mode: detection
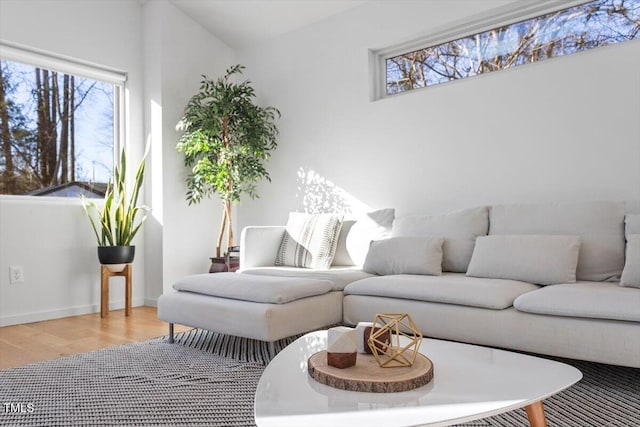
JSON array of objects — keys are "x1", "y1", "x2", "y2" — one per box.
[
  {"x1": 0, "y1": 298, "x2": 146, "y2": 327},
  {"x1": 144, "y1": 297, "x2": 158, "y2": 307}
]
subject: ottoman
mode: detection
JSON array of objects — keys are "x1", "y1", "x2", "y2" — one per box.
[{"x1": 157, "y1": 272, "x2": 343, "y2": 351}]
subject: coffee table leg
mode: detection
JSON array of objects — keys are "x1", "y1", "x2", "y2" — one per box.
[{"x1": 525, "y1": 401, "x2": 547, "y2": 427}]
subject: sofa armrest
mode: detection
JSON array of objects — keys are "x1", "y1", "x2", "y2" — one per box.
[{"x1": 240, "y1": 226, "x2": 286, "y2": 268}]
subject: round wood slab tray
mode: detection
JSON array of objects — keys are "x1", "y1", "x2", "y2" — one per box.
[{"x1": 308, "y1": 350, "x2": 434, "y2": 393}]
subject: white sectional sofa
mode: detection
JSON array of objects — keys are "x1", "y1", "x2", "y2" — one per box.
[{"x1": 158, "y1": 201, "x2": 640, "y2": 368}]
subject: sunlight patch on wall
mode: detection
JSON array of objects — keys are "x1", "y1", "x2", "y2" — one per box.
[
  {"x1": 149, "y1": 100, "x2": 163, "y2": 225},
  {"x1": 296, "y1": 168, "x2": 371, "y2": 215}
]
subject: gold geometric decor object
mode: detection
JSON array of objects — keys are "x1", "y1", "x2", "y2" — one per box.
[{"x1": 368, "y1": 313, "x2": 423, "y2": 368}]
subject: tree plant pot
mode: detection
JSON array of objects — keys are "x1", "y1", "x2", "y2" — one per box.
[{"x1": 98, "y1": 246, "x2": 135, "y2": 272}]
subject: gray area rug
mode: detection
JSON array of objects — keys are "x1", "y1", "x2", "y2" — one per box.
[{"x1": 0, "y1": 328, "x2": 638, "y2": 426}]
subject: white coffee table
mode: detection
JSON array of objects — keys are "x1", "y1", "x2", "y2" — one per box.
[{"x1": 254, "y1": 331, "x2": 582, "y2": 427}]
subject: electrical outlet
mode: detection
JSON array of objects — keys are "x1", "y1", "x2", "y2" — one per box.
[{"x1": 9, "y1": 266, "x2": 24, "y2": 284}]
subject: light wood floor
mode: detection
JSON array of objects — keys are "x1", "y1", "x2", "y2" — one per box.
[{"x1": 0, "y1": 307, "x2": 191, "y2": 370}]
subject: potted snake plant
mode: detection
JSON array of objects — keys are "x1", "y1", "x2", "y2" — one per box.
[{"x1": 81, "y1": 146, "x2": 148, "y2": 272}]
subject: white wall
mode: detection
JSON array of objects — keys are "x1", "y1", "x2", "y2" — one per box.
[
  {"x1": 0, "y1": 0, "x2": 145, "y2": 325},
  {"x1": 142, "y1": 0, "x2": 236, "y2": 298},
  {"x1": 0, "y1": 0, "x2": 234, "y2": 324},
  {"x1": 2, "y1": 0, "x2": 638, "y2": 325},
  {"x1": 236, "y1": 0, "x2": 640, "y2": 229}
]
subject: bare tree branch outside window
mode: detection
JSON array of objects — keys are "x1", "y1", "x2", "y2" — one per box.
[
  {"x1": 0, "y1": 59, "x2": 113, "y2": 196},
  {"x1": 386, "y1": 0, "x2": 640, "y2": 95}
]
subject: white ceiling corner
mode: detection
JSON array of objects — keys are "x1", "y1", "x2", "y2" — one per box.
[{"x1": 169, "y1": 0, "x2": 368, "y2": 49}]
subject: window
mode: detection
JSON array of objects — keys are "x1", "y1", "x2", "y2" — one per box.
[
  {"x1": 0, "y1": 43, "x2": 126, "y2": 198},
  {"x1": 379, "y1": 0, "x2": 640, "y2": 97}
]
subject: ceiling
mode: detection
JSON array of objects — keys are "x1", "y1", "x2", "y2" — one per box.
[{"x1": 169, "y1": 0, "x2": 367, "y2": 49}]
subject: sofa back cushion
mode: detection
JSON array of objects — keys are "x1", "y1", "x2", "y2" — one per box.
[
  {"x1": 620, "y1": 234, "x2": 640, "y2": 288},
  {"x1": 466, "y1": 235, "x2": 581, "y2": 285},
  {"x1": 489, "y1": 201, "x2": 625, "y2": 281},
  {"x1": 626, "y1": 214, "x2": 640, "y2": 237},
  {"x1": 363, "y1": 236, "x2": 444, "y2": 276},
  {"x1": 332, "y1": 208, "x2": 395, "y2": 266},
  {"x1": 621, "y1": 215, "x2": 640, "y2": 288},
  {"x1": 391, "y1": 206, "x2": 489, "y2": 272},
  {"x1": 332, "y1": 220, "x2": 357, "y2": 265},
  {"x1": 275, "y1": 213, "x2": 343, "y2": 269}
]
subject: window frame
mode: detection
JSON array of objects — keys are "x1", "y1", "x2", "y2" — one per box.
[
  {"x1": 370, "y1": 0, "x2": 594, "y2": 101},
  {"x1": 0, "y1": 41, "x2": 127, "y2": 199}
]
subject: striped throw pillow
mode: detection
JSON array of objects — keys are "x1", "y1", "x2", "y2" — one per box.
[{"x1": 276, "y1": 213, "x2": 343, "y2": 269}]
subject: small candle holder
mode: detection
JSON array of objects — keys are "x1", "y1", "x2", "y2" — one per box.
[{"x1": 327, "y1": 326, "x2": 357, "y2": 369}]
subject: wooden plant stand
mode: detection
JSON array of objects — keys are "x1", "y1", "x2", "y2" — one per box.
[{"x1": 100, "y1": 264, "x2": 132, "y2": 318}]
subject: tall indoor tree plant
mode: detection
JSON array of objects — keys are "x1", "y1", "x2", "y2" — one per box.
[{"x1": 177, "y1": 65, "x2": 280, "y2": 258}]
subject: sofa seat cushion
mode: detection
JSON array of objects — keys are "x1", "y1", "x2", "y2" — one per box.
[
  {"x1": 239, "y1": 266, "x2": 373, "y2": 291},
  {"x1": 343, "y1": 273, "x2": 540, "y2": 310},
  {"x1": 514, "y1": 282, "x2": 640, "y2": 322},
  {"x1": 173, "y1": 272, "x2": 334, "y2": 304}
]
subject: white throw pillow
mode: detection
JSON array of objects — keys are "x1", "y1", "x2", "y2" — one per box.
[
  {"x1": 391, "y1": 206, "x2": 488, "y2": 273},
  {"x1": 620, "y1": 234, "x2": 640, "y2": 288},
  {"x1": 275, "y1": 213, "x2": 343, "y2": 269},
  {"x1": 337, "y1": 208, "x2": 395, "y2": 267},
  {"x1": 466, "y1": 235, "x2": 581, "y2": 285},
  {"x1": 363, "y1": 236, "x2": 444, "y2": 276}
]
